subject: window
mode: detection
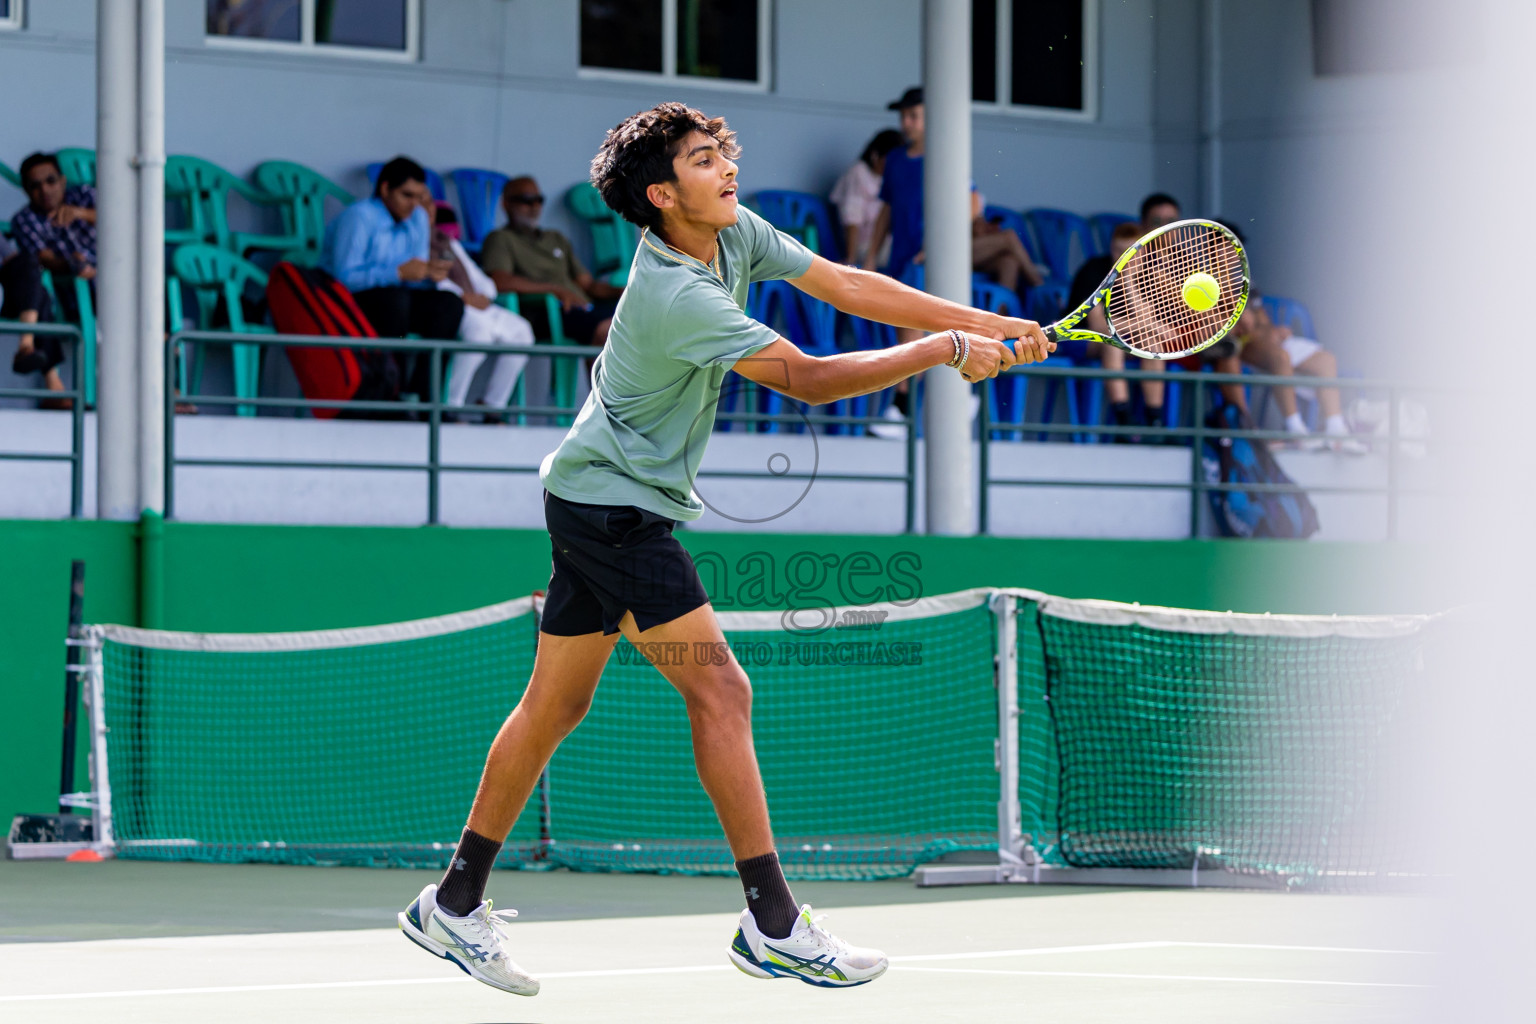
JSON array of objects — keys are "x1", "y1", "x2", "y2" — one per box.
[
  {"x1": 580, "y1": 0, "x2": 771, "y2": 91},
  {"x1": 0, "y1": 0, "x2": 23, "y2": 31},
  {"x1": 205, "y1": 0, "x2": 418, "y2": 61},
  {"x1": 972, "y1": 0, "x2": 1097, "y2": 118}
]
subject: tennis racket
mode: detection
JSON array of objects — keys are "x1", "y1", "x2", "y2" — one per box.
[{"x1": 1043, "y1": 218, "x2": 1250, "y2": 360}]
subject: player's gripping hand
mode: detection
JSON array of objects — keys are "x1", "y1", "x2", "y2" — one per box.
[
  {"x1": 992, "y1": 317, "x2": 1055, "y2": 364},
  {"x1": 958, "y1": 334, "x2": 1020, "y2": 383}
]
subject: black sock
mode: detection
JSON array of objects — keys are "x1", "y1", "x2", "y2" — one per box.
[
  {"x1": 892, "y1": 388, "x2": 911, "y2": 416},
  {"x1": 436, "y1": 827, "x2": 503, "y2": 917},
  {"x1": 1110, "y1": 400, "x2": 1132, "y2": 425},
  {"x1": 1144, "y1": 404, "x2": 1165, "y2": 428},
  {"x1": 736, "y1": 851, "x2": 799, "y2": 940}
]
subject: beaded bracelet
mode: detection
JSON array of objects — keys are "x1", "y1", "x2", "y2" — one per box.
[{"x1": 947, "y1": 329, "x2": 969, "y2": 374}]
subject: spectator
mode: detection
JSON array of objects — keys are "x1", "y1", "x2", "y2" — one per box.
[
  {"x1": 320, "y1": 156, "x2": 463, "y2": 400},
  {"x1": 1220, "y1": 298, "x2": 1365, "y2": 453},
  {"x1": 1066, "y1": 220, "x2": 1167, "y2": 439},
  {"x1": 1, "y1": 234, "x2": 67, "y2": 405},
  {"x1": 480, "y1": 176, "x2": 623, "y2": 347},
  {"x1": 864, "y1": 87, "x2": 1041, "y2": 437},
  {"x1": 1140, "y1": 192, "x2": 1182, "y2": 230},
  {"x1": 428, "y1": 205, "x2": 533, "y2": 423},
  {"x1": 829, "y1": 129, "x2": 902, "y2": 267},
  {"x1": 10, "y1": 152, "x2": 96, "y2": 325},
  {"x1": 863, "y1": 88, "x2": 1043, "y2": 296}
]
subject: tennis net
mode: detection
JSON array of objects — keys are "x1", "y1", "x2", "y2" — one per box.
[{"x1": 74, "y1": 588, "x2": 1434, "y2": 886}]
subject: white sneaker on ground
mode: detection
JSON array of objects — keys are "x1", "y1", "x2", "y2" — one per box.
[
  {"x1": 398, "y1": 883, "x2": 539, "y2": 996},
  {"x1": 868, "y1": 405, "x2": 907, "y2": 440},
  {"x1": 728, "y1": 904, "x2": 888, "y2": 988}
]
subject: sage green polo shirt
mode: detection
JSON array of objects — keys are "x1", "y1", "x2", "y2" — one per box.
[
  {"x1": 539, "y1": 207, "x2": 815, "y2": 520},
  {"x1": 481, "y1": 226, "x2": 592, "y2": 304}
]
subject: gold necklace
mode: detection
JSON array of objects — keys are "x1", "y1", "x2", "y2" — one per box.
[{"x1": 642, "y1": 229, "x2": 723, "y2": 281}]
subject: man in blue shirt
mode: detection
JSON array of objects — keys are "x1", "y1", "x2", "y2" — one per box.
[
  {"x1": 862, "y1": 87, "x2": 1043, "y2": 436},
  {"x1": 321, "y1": 156, "x2": 463, "y2": 399}
]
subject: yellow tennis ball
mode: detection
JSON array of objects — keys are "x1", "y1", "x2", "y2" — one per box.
[{"x1": 1183, "y1": 272, "x2": 1220, "y2": 312}]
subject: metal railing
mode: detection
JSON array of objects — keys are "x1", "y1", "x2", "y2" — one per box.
[
  {"x1": 165, "y1": 330, "x2": 919, "y2": 528},
  {"x1": 0, "y1": 319, "x2": 87, "y2": 517},
  {"x1": 979, "y1": 365, "x2": 1435, "y2": 540}
]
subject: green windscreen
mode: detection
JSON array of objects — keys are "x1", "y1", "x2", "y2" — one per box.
[
  {"x1": 99, "y1": 600, "x2": 999, "y2": 880},
  {"x1": 100, "y1": 612, "x2": 544, "y2": 868}
]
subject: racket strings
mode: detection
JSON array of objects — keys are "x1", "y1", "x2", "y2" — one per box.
[{"x1": 1107, "y1": 222, "x2": 1246, "y2": 358}]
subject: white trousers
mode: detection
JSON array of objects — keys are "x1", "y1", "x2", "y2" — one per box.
[{"x1": 447, "y1": 302, "x2": 533, "y2": 410}]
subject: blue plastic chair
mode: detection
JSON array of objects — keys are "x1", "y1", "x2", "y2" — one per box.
[
  {"x1": 1260, "y1": 295, "x2": 1316, "y2": 339},
  {"x1": 754, "y1": 190, "x2": 840, "y2": 261},
  {"x1": 1088, "y1": 212, "x2": 1138, "y2": 255},
  {"x1": 1024, "y1": 208, "x2": 1095, "y2": 282},
  {"x1": 970, "y1": 281, "x2": 1030, "y2": 440},
  {"x1": 1257, "y1": 295, "x2": 1321, "y2": 429},
  {"x1": 982, "y1": 205, "x2": 1042, "y2": 264},
  {"x1": 984, "y1": 205, "x2": 1068, "y2": 321},
  {"x1": 365, "y1": 162, "x2": 447, "y2": 202},
  {"x1": 743, "y1": 280, "x2": 863, "y2": 435},
  {"x1": 449, "y1": 168, "x2": 508, "y2": 251}
]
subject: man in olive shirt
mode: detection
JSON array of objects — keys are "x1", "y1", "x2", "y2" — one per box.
[
  {"x1": 398, "y1": 103, "x2": 1052, "y2": 999},
  {"x1": 480, "y1": 176, "x2": 624, "y2": 346}
]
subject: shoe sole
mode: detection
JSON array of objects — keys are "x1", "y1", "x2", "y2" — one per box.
[
  {"x1": 727, "y1": 946, "x2": 885, "y2": 988},
  {"x1": 397, "y1": 911, "x2": 540, "y2": 996}
]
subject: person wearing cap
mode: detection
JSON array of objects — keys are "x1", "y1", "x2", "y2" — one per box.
[
  {"x1": 863, "y1": 87, "x2": 1044, "y2": 437},
  {"x1": 862, "y1": 87, "x2": 1041, "y2": 293}
]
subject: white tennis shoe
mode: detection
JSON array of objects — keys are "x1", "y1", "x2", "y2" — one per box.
[
  {"x1": 398, "y1": 883, "x2": 539, "y2": 996},
  {"x1": 728, "y1": 904, "x2": 888, "y2": 987}
]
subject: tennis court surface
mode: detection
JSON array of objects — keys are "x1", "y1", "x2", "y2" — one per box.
[{"x1": 0, "y1": 859, "x2": 1434, "y2": 1023}]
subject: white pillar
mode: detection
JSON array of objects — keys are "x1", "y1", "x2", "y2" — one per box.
[
  {"x1": 138, "y1": 0, "x2": 165, "y2": 514},
  {"x1": 1200, "y1": 0, "x2": 1223, "y2": 215},
  {"x1": 922, "y1": 0, "x2": 975, "y2": 535},
  {"x1": 95, "y1": 0, "x2": 140, "y2": 520}
]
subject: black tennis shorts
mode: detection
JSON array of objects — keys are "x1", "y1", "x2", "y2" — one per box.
[{"x1": 540, "y1": 490, "x2": 711, "y2": 636}]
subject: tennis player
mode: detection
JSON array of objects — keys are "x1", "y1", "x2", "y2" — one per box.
[{"x1": 399, "y1": 101, "x2": 1052, "y2": 996}]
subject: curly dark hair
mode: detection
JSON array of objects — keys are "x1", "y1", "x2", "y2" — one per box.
[{"x1": 590, "y1": 102, "x2": 740, "y2": 233}]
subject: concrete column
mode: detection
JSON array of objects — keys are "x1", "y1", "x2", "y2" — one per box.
[
  {"x1": 138, "y1": 0, "x2": 165, "y2": 515},
  {"x1": 1200, "y1": 0, "x2": 1224, "y2": 215},
  {"x1": 95, "y1": 0, "x2": 139, "y2": 520},
  {"x1": 922, "y1": 0, "x2": 975, "y2": 535}
]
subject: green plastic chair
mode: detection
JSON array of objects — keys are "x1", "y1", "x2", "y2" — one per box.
[
  {"x1": 249, "y1": 161, "x2": 356, "y2": 259},
  {"x1": 164, "y1": 155, "x2": 281, "y2": 255},
  {"x1": 564, "y1": 182, "x2": 638, "y2": 287},
  {"x1": 166, "y1": 243, "x2": 271, "y2": 416},
  {"x1": 0, "y1": 160, "x2": 12, "y2": 235},
  {"x1": 497, "y1": 292, "x2": 574, "y2": 425},
  {"x1": 56, "y1": 148, "x2": 96, "y2": 187},
  {"x1": 38, "y1": 273, "x2": 98, "y2": 407}
]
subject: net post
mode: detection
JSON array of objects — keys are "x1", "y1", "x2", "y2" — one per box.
[
  {"x1": 58, "y1": 560, "x2": 86, "y2": 813},
  {"x1": 978, "y1": 381, "x2": 991, "y2": 534},
  {"x1": 81, "y1": 626, "x2": 115, "y2": 857},
  {"x1": 990, "y1": 590, "x2": 1029, "y2": 880},
  {"x1": 427, "y1": 345, "x2": 442, "y2": 526},
  {"x1": 1189, "y1": 380, "x2": 1206, "y2": 537}
]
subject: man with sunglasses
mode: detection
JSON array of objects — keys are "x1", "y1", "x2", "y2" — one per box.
[
  {"x1": 481, "y1": 176, "x2": 623, "y2": 348},
  {"x1": 10, "y1": 153, "x2": 97, "y2": 325}
]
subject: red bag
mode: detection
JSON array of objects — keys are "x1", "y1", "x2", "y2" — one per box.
[{"x1": 266, "y1": 262, "x2": 383, "y2": 419}]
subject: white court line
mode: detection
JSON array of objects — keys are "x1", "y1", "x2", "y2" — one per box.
[
  {"x1": 0, "y1": 939, "x2": 1434, "y2": 1003},
  {"x1": 888, "y1": 940, "x2": 1434, "y2": 964},
  {"x1": 896, "y1": 967, "x2": 1426, "y2": 989}
]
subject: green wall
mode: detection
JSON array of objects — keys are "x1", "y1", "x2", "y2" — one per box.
[{"x1": 0, "y1": 518, "x2": 1442, "y2": 832}]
